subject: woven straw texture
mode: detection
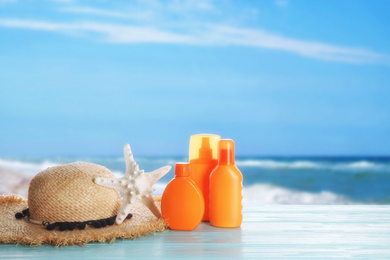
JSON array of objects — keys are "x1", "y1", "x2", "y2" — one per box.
[
  {"x1": 0, "y1": 194, "x2": 167, "y2": 246},
  {"x1": 28, "y1": 162, "x2": 121, "y2": 222}
]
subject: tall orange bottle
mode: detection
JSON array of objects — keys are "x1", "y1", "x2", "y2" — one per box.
[
  {"x1": 161, "y1": 163, "x2": 205, "y2": 231},
  {"x1": 209, "y1": 139, "x2": 243, "y2": 227},
  {"x1": 189, "y1": 134, "x2": 221, "y2": 221}
]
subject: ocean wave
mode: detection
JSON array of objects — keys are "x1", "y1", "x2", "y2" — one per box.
[
  {"x1": 337, "y1": 161, "x2": 378, "y2": 169},
  {"x1": 150, "y1": 182, "x2": 352, "y2": 205},
  {"x1": 152, "y1": 182, "x2": 168, "y2": 196},
  {"x1": 236, "y1": 160, "x2": 320, "y2": 169},
  {"x1": 112, "y1": 170, "x2": 125, "y2": 177},
  {"x1": 236, "y1": 159, "x2": 388, "y2": 171},
  {"x1": 1, "y1": 157, "x2": 389, "y2": 176},
  {"x1": 106, "y1": 157, "x2": 180, "y2": 164},
  {"x1": 0, "y1": 158, "x2": 59, "y2": 175},
  {"x1": 137, "y1": 158, "x2": 181, "y2": 166},
  {"x1": 0, "y1": 157, "x2": 176, "y2": 177},
  {"x1": 0, "y1": 161, "x2": 366, "y2": 205},
  {"x1": 242, "y1": 183, "x2": 352, "y2": 205}
]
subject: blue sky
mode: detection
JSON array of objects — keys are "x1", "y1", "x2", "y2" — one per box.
[{"x1": 0, "y1": 0, "x2": 389, "y2": 157}]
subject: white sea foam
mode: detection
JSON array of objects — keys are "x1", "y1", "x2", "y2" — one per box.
[
  {"x1": 340, "y1": 161, "x2": 378, "y2": 169},
  {"x1": 0, "y1": 158, "x2": 59, "y2": 175},
  {"x1": 150, "y1": 182, "x2": 352, "y2": 205},
  {"x1": 236, "y1": 159, "x2": 386, "y2": 172},
  {"x1": 242, "y1": 183, "x2": 352, "y2": 205},
  {"x1": 152, "y1": 182, "x2": 168, "y2": 196},
  {"x1": 138, "y1": 158, "x2": 179, "y2": 166},
  {"x1": 236, "y1": 160, "x2": 321, "y2": 169}
]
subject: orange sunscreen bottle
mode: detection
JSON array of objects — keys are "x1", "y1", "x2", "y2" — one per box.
[
  {"x1": 161, "y1": 163, "x2": 205, "y2": 231},
  {"x1": 209, "y1": 139, "x2": 243, "y2": 228},
  {"x1": 189, "y1": 134, "x2": 221, "y2": 221}
]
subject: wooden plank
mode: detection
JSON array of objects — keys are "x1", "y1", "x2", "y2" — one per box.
[{"x1": 1, "y1": 205, "x2": 390, "y2": 259}]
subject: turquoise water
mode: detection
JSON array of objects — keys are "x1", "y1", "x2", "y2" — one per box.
[{"x1": 1, "y1": 156, "x2": 390, "y2": 204}]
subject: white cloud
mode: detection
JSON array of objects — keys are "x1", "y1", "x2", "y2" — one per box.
[
  {"x1": 0, "y1": 19, "x2": 61, "y2": 30},
  {"x1": 204, "y1": 26, "x2": 383, "y2": 64},
  {"x1": 84, "y1": 22, "x2": 195, "y2": 43},
  {"x1": 49, "y1": 0, "x2": 74, "y2": 3},
  {"x1": 0, "y1": 18, "x2": 385, "y2": 64},
  {"x1": 275, "y1": 0, "x2": 288, "y2": 8},
  {"x1": 0, "y1": 18, "x2": 194, "y2": 43},
  {"x1": 0, "y1": 0, "x2": 17, "y2": 5},
  {"x1": 59, "y1": 1, "x2": 217, "y2": 22},
  {"x1": 60, "y1": 6, "x2": 153, "y2": 20},
  {"x1": 167, "y1": 0, "x2": 215, "y2": 11}
]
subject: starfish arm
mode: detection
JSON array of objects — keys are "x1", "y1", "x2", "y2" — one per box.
[
  {"x1": 141, "y1": 194, "x2": 162, "y2": 219},
  {"x1": 94, "y1": 144, "x2": 170, "y2": 224},
  {"x1": 123, "y1": 144, "x2": 139, "y2": 178},
  {"x1": 94, "y1": 177, "x2": 122, "y2": 190},
  {"x1": 116, "y1": 193, "x2": 133, "y2": 224},
  {"x1": 146, "y1": 165, "x2": 172, "y2": 186}
]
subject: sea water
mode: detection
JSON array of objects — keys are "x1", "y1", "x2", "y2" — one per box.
[{"x1": 1, "y1": 156, "x2": 389, "y2": 205}]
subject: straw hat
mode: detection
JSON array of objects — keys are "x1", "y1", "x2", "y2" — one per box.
[{"x1": 0, "y1": 145, "x2": 171, "y2": 246}]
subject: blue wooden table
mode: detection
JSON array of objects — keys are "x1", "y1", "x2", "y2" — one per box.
[{"x1": 1, "y1": 205, "x2": 390, "y2": 259}]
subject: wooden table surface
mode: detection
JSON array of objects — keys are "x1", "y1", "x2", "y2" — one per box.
[{"x1": 1, "y1": 205, "x2": 390, "y2": 259}]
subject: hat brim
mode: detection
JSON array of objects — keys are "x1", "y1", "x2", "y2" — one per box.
[{"x1": 0, "y1": 195, "x2": 167, "y2": 246}]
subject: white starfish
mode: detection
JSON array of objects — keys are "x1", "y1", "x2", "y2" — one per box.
[{"x1": 94, "y1": 144, "x2": 171, "y2": 224}]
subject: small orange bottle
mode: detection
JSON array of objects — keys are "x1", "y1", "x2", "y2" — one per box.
[
  {"x1": 161, "y1": 163, "x2": 205, "y2": 231},
  {"x1": 189, "y1": 134, "x2": 221, "y2": 221},
  {"x1": 209, "y1": 139, "x2": 243, "y2": 228}
]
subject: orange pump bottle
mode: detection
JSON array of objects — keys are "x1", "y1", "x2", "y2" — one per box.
[
  {"x1": 189, "y1": 134, "x2": 221, "y2": 221},
  {"x1": 161, "y1": 163, "x2": 205, "y2": 231},
  {"x1": 209, "y1": 139, "x2": 243, "y2": 228}
]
